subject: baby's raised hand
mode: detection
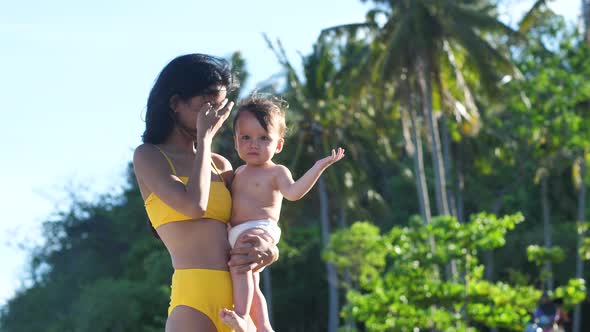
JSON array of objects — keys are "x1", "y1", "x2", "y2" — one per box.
[{"x1": 316, "y1": 147, "x2": 345, "y2": 170}]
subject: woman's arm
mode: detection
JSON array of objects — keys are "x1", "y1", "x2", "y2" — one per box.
[
  {"x1": 228, "y1": 232, "x2": 280, "y2": 273},
  {"x1": 133, "y1": 100, "x2": 234, "y2": 218},
  {"x1": 134, "y1": 144, "x2": 207, "y2": 217}
]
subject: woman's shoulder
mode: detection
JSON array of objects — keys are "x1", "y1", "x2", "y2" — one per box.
[
  {"x1": 211, "y1": 152, "x2": 233, "y2": 173},
  {"x1": 133, "y1": 143, "x2": 172, "y2": 177},
  {"x1": 133, "y1": 143, "x2": 161, "y2": 164}
]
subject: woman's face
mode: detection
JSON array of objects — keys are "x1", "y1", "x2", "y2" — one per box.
[{"x1": 174, "y1": 85, "x2": 228, "y2": 130}]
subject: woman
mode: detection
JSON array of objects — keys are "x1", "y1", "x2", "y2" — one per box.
[{"x1": 133, "y1": 54, "x2": 278, "y2": 332}]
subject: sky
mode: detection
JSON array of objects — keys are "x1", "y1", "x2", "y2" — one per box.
[{"x1": 0, "y1": 0, "x2": 581, "y2": 306}]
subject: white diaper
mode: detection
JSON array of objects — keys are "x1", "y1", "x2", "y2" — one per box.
[{"x1": 228, "y1": 219, "x2": 282, "y2": 248}]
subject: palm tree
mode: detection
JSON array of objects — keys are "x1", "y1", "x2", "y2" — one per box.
[
  {"x1": 264, "y1": 36, "x2": 374, "y2": 332},
  {"x1": 584, "y1": 0, "x2": 590, "y2": 43},
  {"x1": 573, "y1": 153, "x2": 587, "y2": 332},
  {"x1": 401, "y1": 74, "x2": 432, "y2": 224},
  {"x1": 323, "y1": 0, "x2": 519, "y2": 222},
  {"x1": 574, "y1": 14, "x2": 590, "y2": 328}
]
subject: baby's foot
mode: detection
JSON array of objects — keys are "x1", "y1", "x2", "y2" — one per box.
[{"x1": 219, "y1": 308, "x2": 248, "y2": 332}]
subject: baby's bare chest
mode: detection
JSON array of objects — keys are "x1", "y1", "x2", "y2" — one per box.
[{"x1": 232, "y1": 171, "x2": 277, "y2": 197}]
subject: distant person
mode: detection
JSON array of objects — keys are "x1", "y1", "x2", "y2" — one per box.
[
  {"x1": 553, "y1": 298, "x2": 570, "y2": 332},
  {"x1": 534, "y1": 291, "x2": 557, "y2": 331},
  {"x1": 219, "y1": 94, "x2": 345, "y2": 332},
  {"x1": 525, "y1": 311, "x2": 537, "y2": 332},
  {"x1": 133, "y1": 54, "x2": 279, "y2": 332}
]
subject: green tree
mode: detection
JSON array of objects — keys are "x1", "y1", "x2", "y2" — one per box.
[
  {"x1": 325, "y1": 213, "x2": 585, "y2": 331},
  {"x1": 264, "y1": 34, "x2": 390, "y2": 331},
  {"x1": 0, "y1": 167, "x2": 170, "y2": 331},
  {"x1": 324, "y1": 0, "x2": 518, "y2": 222}
]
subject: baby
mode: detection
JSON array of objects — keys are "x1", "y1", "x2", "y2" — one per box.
[{"x1": 220, "y1": 94, "x2": 345, "y2": 332}]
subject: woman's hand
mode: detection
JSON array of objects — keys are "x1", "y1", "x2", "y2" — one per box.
[
  {"x1": 197, "y1": 99, "x2": 234, "y2": 141},
  {"x1": 228, "y1": 232, "x2": 279, "y2": 273}
]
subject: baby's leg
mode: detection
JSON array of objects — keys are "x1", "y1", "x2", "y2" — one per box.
[
  {"x1": 250, "y1": 271, "x2": 275, "y2": 332},
  {"x1": 230, "y1": 259, "x2": 253, "y2": 319},
  {"x1": 221, "y1": 229, "x2": 262, "y2": 332}
]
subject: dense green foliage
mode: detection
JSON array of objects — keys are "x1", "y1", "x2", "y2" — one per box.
[
  {"x1": 2, "y1": 1, "x2": 589, "y2": 331},
  {"x1": 324, "y1": 215, "x2": 584, "y2": 331}
]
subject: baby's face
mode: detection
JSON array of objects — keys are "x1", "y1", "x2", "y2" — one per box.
[{"x1": 234, "y1": 111, "x2": 283, "y2": 166}]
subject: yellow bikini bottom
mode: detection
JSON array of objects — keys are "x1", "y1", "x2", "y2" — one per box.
[{"x1": 169, "y1": 268, "x2": 234, "y2": 332}]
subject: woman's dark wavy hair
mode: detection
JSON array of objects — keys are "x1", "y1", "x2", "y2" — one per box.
[
  {"x1": 142, "y1": 54, "x2": 238, "y2": 239},
  {"x1": 142, "y1": 54, "x2": 239, "y2": 144}
]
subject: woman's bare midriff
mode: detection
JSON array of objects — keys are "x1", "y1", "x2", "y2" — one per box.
[{"x1": 156, "y1": 218, "x2": 231, "y2": 271}]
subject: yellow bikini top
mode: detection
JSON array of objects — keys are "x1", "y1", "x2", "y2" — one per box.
[{"x1": 144, "y1": 146, "x2": 232, "y2": 228}]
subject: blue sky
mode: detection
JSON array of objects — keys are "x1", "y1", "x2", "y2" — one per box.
[{"x1": 0, "y1": 0, "x2": 581, "y2": 305}]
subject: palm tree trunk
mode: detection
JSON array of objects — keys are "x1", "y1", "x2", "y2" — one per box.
[
  {"x1": 485, "y1": 202, "x2": 505, "y2": 283},
  {"x1": 404, "y1": 78, "x2": 432, "y2": 224},
  {"x1": 262, "y1": 269, "x2": 273, "y2": 325},
  {"x1": 584, "y1": 0, "x2": 590, "y2": 43},
  {"x1": 416, "y1": 56, "x2": 450, "y2": 216},
  {"x1": 408, "y1": 78, "x2": 439, "y2": 281},
  {"x1": 573, "y1": 153, "x2": 587, "y2": 332},
  {"x1": 440, "y1": 114, "x2": 457, "y2": 218},
  {"x1": 581, "y1": 27, "x2": 590, "y2": 318},
  {"x1": 319, "y1": 175, "x2": 339, "y2": 332},
  {"x1": 441, "y1": 39, "x2": 475, "y2": 221},
  {"x1": 485, "y1": 202, "x2": 505, "y2": 284},
  {"x1": 417, "y1": 56, "x2": 457, "y2": 280},
  {"x1": 412, "y1": 111, "x2": 433, "y2": 225},
  {"x1": 339, "y1": 198, "x2": 355, "y2": 332},
  {"x1": 484, "y1": 173, "x2": 526, "y2": 283},
  {"x1": 441, "y1": 41, "x2": 472, "y2": 220},
  {"x1": 288, "y1": 131, "x2": 306, "y2": 171},
  {"x1": 456, "y1": 142, "x2": 465, "y2": 223},
  {"x1": 541, "y1": 175, "x2": 554, "y2": 291},
  {"x1": 315, "y1": 132, "x2": 339, "y2": 332}
]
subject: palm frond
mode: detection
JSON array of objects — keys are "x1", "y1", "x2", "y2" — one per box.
[
  {"x1": 380, "y1": 17, "x2": 412, "y2": 80},
  {"x1": 447, "y1": 21, "x2": 516, "y2": 94},
  {"x1": 442, "y1": 2, "x2": 524, "y2": 41},
  {"x1": 518, "y1": 0, "x2": 549, "y2": 34},
  {"x1": 319, "y1": 23, "x2": 376, "y2": 41},
  {"x1": 263, "y1": 35, "x2": 309, "y2": 108},
  {"x1": 442, "y1": 40, "x2": 479, "y2": 121}
]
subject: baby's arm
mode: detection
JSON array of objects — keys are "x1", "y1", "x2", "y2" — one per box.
[{"x1": 275, "y1": 147, "x2": 345, "y2": 201}]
